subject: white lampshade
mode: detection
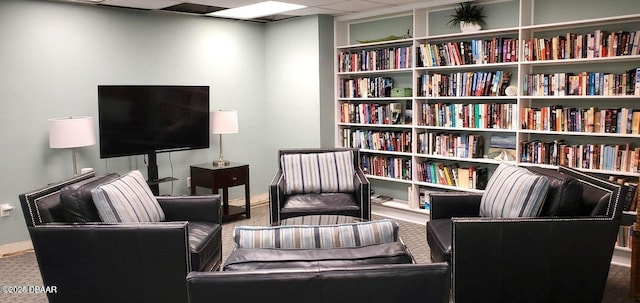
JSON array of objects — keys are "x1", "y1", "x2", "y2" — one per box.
[
  {"x1": 48, "y1": 116, "x2": 96, "y2": 148},
  {"x1": 210, "y1": 110, "x2": 239, "y2": 134}
]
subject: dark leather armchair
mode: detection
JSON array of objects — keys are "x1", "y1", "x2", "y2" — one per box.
[
  {"x1": 269, "y1": 148, "x2": 370, "y2": 224},
  {"x1": 426, "y1": 166, "x2": 626, "y2": 303},
  {"x1": 19, "y1": 172, "x2": 223, "y2": 303}
]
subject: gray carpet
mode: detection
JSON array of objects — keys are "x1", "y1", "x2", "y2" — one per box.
[{"x1": 0, "y1": 204, "x2": 635, "y2": 303}]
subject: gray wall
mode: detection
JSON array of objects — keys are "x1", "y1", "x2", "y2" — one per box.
[{"x1": 0, "y1": 0, "x2": 333, "y2": 245}]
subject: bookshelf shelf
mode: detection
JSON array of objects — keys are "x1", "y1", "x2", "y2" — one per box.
[
  {"x1": 416, "y1": 27, "x2": 520, "y2": 41},
  {"x1": 417, "y1": 62, "x2": 518, "y2": 71},
  {"x1": 415, "y1": 154, "x2": 513, "y2": 165},
  {"x1": 337, "y1": 69, "x2": 412, "y2": 76},
  {"x1": 519, "y1": 130, "x2": 640, "y2": 138},
  {"x1": 337, "y1": 38, "x2": 414, "y2": 50},
  {"x1": 520, "y1": 13, "x2": 640, "y2": 31},
  {"x1": 417, "y1": 126, "x2": 516, "y2": 133},
  {"x1": 522, "y1": 55, "x2": 640, "y2": 65}
]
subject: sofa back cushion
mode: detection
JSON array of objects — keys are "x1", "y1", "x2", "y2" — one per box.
[
  {"x1": 233, "y1": 219, "x2": 398, "y2": 249},
  {"x1": 525, "y1": 166, "x2": 583, "y2": 216},
  {"x1": 480, "y1": 164, "x2": 550, "y2": 218},
  {"x1": 60, "y1": 173, "x2": 121, "y2": 222},
  {"x1": 91, "y1": 170, "x2": 165, "y2": 223},
  {"x1": 281, "y1": 151, "x2": 355, "y2": 195}
]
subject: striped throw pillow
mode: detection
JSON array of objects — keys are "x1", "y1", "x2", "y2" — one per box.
[
  {"x1": 233, "y1": 219, "x2": 398, "y2": 249},
  {"x1": 479, "y1": 164, "x2": 550, "y2": 218},
  {"x1": 281, "y1": 151, "x2": 355, "y2": 195},
  {"x1": 91, "y1": 170, "x2": 165, "y2": 223}
]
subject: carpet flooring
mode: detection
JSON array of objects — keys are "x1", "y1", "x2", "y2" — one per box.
[{"x1": 0, "y1": 204, "x2": 635, "y2": 303}]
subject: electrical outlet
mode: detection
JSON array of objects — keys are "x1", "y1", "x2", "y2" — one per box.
[
  {"x1": 186, "y1": 177, "x2": 191, "y2": 188},
  {"x1": 0, "y1": 204, "x2": 14, "y2": 217}
]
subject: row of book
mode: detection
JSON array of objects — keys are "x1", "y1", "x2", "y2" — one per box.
[
  {"x1": 416, "y1": 37, "x2": 519, "y2": 67},
  {"x1": 522, "y1": 30, "x2": 640, "y2": 62},
  {"x1": 416, "y1": 162, "x2": 489, "y2": 190},
  {"x1": 337, "y1": 46, "x2": 412, "y2": 73},
  {"x1": 417, "y1": 133, "x2": 484, "y2": 158},
  {"x1": 521, "y1": 106, "x2": 640, "y2": 134},
  {"x1": 361, "y1": 155, "x2": 411, "y2": 180},
  {"x1": 522, "y1": 69, "x2": 640, "y2": 96},
  {"x1": 418, "y1": 102, "x2": 517, "y2": 130},
  {"x1": 339, "y1": 102, "x2": 409, "y2": 125},
  {"x1": 519, "y1": 141, "x2": 640, "y2": 173},
  {"x1": 342, "y1": 129, "x2": 411, "y2": 153},
  {"x1": 609, "y1": 176, "x2": 638, "y2": 212},
  {"x1": 417, "y1": 70, "x2": 512, "y2": 97},
  {"x1": 617, "y1": 225, "x2": 633, "y2": 248},
  {"x1": 339, "y1": 77, "x2": 395, "y2": 98},
  {"x1": 338, "y1": 30, "x2": 638, "y2": 72}
]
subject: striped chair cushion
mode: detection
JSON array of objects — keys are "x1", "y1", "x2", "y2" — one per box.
[
  {"x1": 233, "y1": 219, "x2": 398, "y2": 249},
  {"x1": 479, "y1": 163, "x2": 550, "y2": 218},
  {"x1": 281, "y1": 151, "x2": 355, "y2": 195},
  {"x1": 91, "y1": 170, "x2": 165, "y2": 223}
]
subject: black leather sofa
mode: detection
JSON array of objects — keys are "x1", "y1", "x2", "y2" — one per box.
[
  {"x1": 269, "y1": 148, "x2": 371, "y2": 224},
  {"x1": 426, "y1": 166, "x2": 626, "y2": 303},
  {"x1": 188, "y1": 263, "x2": 450, "y2": 303},
  {"x1": 19, "y1": 172, "x2": 223, "y2": 303},
  {"x1": 186, "y1": 218, "x2": 450, "y2": 303}
]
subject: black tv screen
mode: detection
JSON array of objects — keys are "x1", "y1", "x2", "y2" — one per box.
[{"x1": 98, "y1": 85, "x2": 210, "y2": 158}]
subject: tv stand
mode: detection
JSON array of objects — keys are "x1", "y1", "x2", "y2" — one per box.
[{"x1": 145, "y1": 151, "x2": 177, "y2": 195}]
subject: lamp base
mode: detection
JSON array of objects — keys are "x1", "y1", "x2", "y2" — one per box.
[{"x1": 215, "y1": 159, "x2": 230, "y2": 167}]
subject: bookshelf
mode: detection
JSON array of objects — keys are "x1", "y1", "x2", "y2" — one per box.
[{"x1": 334, "y1": 0, "x2": 640, "y2": 266}]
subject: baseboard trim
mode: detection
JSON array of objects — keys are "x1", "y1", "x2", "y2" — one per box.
[
  {"x1": 0, "y1": 240, "x2": 33, "y2": 258},
  {"x1": 372, "y1": 203, "x2": 428, "y2": 226},
  {"x1": 229, "y1": 192, "x2": 269, "y2": 208}
]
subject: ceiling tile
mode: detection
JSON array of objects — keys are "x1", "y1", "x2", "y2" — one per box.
[
  {"x1": 284, "y1": 0, "x2": 345, "y2": 6},
  {"x1": 319, "y1": 0, "x2": 389, "y2": 13},
  {"x1": 285, "y1": 6, "x2": 349, "y2": 16},
  {"x1": 369, "y1": 0, "x2": 429, "y2": 4},
  {"x1": 186, "y1": 0, "x2": 264, "y2": 8},
  {"x1": 101, "y1": 0, "x2": 182, "y2": 10}
]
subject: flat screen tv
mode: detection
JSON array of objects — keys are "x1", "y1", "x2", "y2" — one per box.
[{"x1": 98, "y1": 85, "x2": 210, "y2": 191}]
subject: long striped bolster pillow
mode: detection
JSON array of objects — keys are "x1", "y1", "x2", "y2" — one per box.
[
  {"x1": 479, "y1": 163, "x2": 550, "y2": 218},
  {"x1": 281, "y1": 151, "x2": 355, "y2": 195},
  {"x1": 91, "y1": 170, "x2": 165, "y2": 223},
  {"x1": 233, "y1": 219, "x2": 399, "y2": 249}
]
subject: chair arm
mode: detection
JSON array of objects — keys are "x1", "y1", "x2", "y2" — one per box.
[
  {"x1": 354, "y1": 169, "x2": 371, "y2": 220},
  {"x1": 451, "y1": 217, "x2": 620, "y2": 303},
  {"x1": 430, "y1": 192, "x2": 483, "y2": 220},
  {"x1": 29, "y1": 222, "x2": 191, "y2": 303},
  {"x1": 157, "y1": 195, "x2": 222, "y2": 224},
  {"x1": 269, "y1": 170, "x2": 285, "y2": 224}
]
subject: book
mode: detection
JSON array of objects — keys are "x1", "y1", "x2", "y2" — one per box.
[
  {"x1": 476, "y1": 167, "x2": 489, "y2": 190},
  {"x1": 457, "y1": 167, "x2": 470, "y2": 188},
  {"x1": 624, "y1": 181, "x2": 638, "y2": 211}
]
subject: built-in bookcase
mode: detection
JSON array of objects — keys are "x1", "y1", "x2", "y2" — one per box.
[{"x1": 335, "y1": 0, "x2": 640, "y2": 266}]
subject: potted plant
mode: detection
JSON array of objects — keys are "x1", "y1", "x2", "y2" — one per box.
[{"x1": 447, "y1": 1, "x2": 486, "y2": 32}]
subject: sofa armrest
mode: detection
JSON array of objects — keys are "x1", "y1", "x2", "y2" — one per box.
[
  {"x1": 29, "y1": 222, "x2": 191, "y2": 303},
  {"x1": 269, "y1": 170, "x2": 285, "y2": 224},
  {"x1": 430, "y1": 192, "x2": 482, "y2": 220},
  {"x1": 156, "y1": 195, "x2": 222, "y2": 224},
  {"x1": 354, "y1": 169, "x2": 371, "y2": 220},
  {"x1": 451, "y1": 217, "x2": 620, "y2": 303}
]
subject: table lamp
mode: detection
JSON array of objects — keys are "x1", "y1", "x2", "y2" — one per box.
[
  {"x1": 210, "y1": 110, "x2": 238, "y2": 166},
  {"x1": 48, "y1": 116, "x2": 96, "y2": 176}
]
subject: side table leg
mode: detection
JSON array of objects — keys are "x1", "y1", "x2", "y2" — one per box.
[
  {"x1": 222, "y1": 187, "x2": 229, "y2": 218},
  {"x1": 631, "y1": 223, "x2": 640, "y2": 301},
  {"x1": 245, "y1": 182, "x2": 251, "y2": 219}
]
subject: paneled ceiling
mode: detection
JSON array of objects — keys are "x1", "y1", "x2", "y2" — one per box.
[{"x1": 55, "y1": 0, "x2": 462, "y2": 22}]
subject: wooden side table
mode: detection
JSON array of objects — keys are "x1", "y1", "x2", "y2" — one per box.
[{"x1": 190, "y1": 162, "x2": 250, "y2": 221}]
